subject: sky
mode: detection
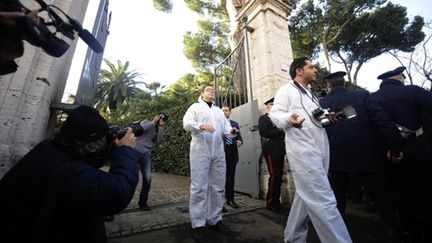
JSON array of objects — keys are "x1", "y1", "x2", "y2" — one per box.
[
  {"x1": 64, "y1": 0, "x2": 431, "y2": 100},
  {"x1": 64, "y1": 0, "x2": 198, "y2": 99}
]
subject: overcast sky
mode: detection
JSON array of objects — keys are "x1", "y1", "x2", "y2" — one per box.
[{"x1": 64, "y1": 0, "x2": 431, "y2": 100}]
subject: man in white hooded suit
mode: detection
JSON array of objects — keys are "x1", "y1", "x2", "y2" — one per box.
[
  {"x1": 270, "y1": 58, "x2": 352, "y2": 243},
  {"x1": 183, "y1": 85, "x2": 238, "y2": 242}
]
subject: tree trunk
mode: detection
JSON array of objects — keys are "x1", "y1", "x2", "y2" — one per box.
[{"x1": 353, "y1": 62, "x2": 364, "y2": 85}]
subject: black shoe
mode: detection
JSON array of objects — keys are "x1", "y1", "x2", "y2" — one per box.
[
  {"x1": 192, "y1": 226, "x2": 207, "y2": 242},
  {"x1": 139, "y1": 204, "x2": 151, "y2": 211},
  {"x1": 266, "y1": 204, "x2": 286, "y2": 214},
  {"x1": 209, "y1": 220, "x2": 230, "y2": 235},
  {"x1": 227, "y1": 200, "x2": 240, "y2": 209},
  {"x1": 104, "y1": 215, "x2": 114, "y2": 222},
  {"x1": 222, "y1": 206, "x2": 228, "y2": 213}
]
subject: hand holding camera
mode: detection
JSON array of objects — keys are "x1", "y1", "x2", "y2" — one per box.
[
  {"x1": 114, "y1": 128, "x2": 136, "y2": 148},
  {"x1": 312, "y1": 106, "x2": 357, "y2": 127},
  {"x1": 152, "y1": 113, "x2": 169, "y2": 126}
]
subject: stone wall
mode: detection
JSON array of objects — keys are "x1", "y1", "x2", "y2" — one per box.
[{"x1": 0, "y1": 0, "x2": 89, "y2": 178}]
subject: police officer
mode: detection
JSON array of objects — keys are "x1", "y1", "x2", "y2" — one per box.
[
  {"x1": 372, "y1": 66, "x2": 432, "y2": 242},
  {"x1": 320, "y1": 71, "x2": 404, "y2": 242},
  {"x1": 258, "y1": 97, "x2": 287, "y2": 214}
]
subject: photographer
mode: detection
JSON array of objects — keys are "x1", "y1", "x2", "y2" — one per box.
[
  {"x1": 0, "y1": 105, "x2": 140, "y2": 243},
  {"x1": 135, "y1": 114, "x2": 167, "y2": 211},
  {"x1": 320, "y1": 71, "x2": 403, "y2": 242},
  {"x1": 270, "y1": 58, "x2": 352, "y2": 243}
]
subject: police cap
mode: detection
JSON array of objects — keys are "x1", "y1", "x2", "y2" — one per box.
[
  {"x1": 323, "y1": 71, "x2": 347, "y2": 81},
  {"x1": 264, "y1": 97, "x2": 274, "y2": 105},
  {"x1": 377, "y1": 66, "x2": 406, "y2": 80}
]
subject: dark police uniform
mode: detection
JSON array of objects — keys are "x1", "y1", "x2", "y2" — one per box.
[
  {"x1": 320, "y1": 72, "x2": 403, "y2": 240},
  {"x1": 371, "y1": 66, "x2": 432, "y2": 241},
  {"x1": 258, "y1": 98, "x2": 286, "y2": 212}
]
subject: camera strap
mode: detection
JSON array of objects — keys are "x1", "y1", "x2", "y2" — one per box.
[{"x1": 293, "y1": 80, "x2": 321, "y2": 108}]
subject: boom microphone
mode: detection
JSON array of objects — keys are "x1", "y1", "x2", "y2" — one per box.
[
  {"x1": 69, "y1": 18, "x2": 103, "y2": 53},
  {"x1": 78, "y1": 29, "x2": 103, "y2": 53}
]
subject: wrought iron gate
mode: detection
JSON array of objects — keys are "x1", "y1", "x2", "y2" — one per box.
[{"x1": 214, "y1": 27, "x2": 261, "y2": 198}]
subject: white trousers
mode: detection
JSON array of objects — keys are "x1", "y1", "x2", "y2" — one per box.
[
  {"x1": 189, "y1": 152, "x2": 226, "y2": 228},
  {"x1": 283, "y1": 159, "x2": 352, "y2": 243}
]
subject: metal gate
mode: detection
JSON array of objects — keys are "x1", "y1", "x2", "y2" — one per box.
[{"x1": 214, "y1": 24, "x2": 261, "y2": 198}]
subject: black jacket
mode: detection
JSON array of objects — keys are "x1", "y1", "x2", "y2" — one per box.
[
  {"x1": 371, "y1": 79, "x2": 432, "y2": 160},
  {"x1": 258, "y1": 113, "x2": 285, "y2": 154},
  {"x1": 320, "y1": 86, "x2": 402, "y2": 172},
  {"x1": 0, "y1": 140, "x2": 140, "y2": 243}
]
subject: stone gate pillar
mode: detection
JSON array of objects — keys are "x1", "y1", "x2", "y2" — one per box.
[
  {"x1": 237, "y1": 0, "x2": 294, "y2": 106},
  {"x1": 236, "y1": 0, "x2": 295, "y2": 205}
]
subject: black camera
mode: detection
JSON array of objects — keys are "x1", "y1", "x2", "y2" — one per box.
[
  {"x1": 312, "y1": 106, "x2": 357, "y2": 127},
  {"x1": 159, "y1": 113, "x2": 169, "y2": 123},
  {"x1": 109, "y1": 121, "x2": 144, "y2": 140}
]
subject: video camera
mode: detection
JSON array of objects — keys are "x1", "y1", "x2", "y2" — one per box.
[
  {"x1": 0, "y1": 0, "x2": 103, "y2": 74},
  {"x1": 312, "y1": 106, "x2": 357, "y2": 127}
]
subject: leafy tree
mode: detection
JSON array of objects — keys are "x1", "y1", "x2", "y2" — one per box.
[
  {"x1": 289, "y1": 0, "x2": 386, "y2": 69},
  {"x1": 289, "y1": 0, "x2": 425, "y2": 84},
  {"x1": 93, "y1": 59, "x2": 144, "y2": 112},
  {"x1": 334, "y1": 3, "x2": 425, "y2": 83},
  {"x1": 387, "y1": 21, "x2": 432, "y2": 88}
]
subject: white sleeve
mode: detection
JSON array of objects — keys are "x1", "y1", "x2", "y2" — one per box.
[
  {"x1": 270, "y1": 85, "x2": 293, "y2": 129},
  {"x1": 183, "y1": 104, "x2": 203, "y2": 132}
]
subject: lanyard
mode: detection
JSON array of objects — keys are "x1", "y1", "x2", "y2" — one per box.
[{"x1": 293, "y1": 80, "x2": 321, "y2": 107}]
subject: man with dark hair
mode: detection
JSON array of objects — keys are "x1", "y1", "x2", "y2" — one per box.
[
  {"x1": 0, "y1": 105, "x2": 139, "y2": 243},
  {"x1": 270, "y1": 58, "x2": 352, "y2": 243},
  {"x1": 320, "y1": 71, "x2": 403, "y2": 241},
  {"x1": 183, "y1": 85, "x2": 238, "y2": 242},
  {"x1": 135, "y1": 114, "x2": 167, "y2": 211},
  {"x1": 372, "y1": 66, "x2": 432, "y2": 242},
  {"x1": 258, "y1": 97, "x2": 286, "y2": 214},
  {"x1": 221, "y1": 105, "x2": 243, "y2": 209}
]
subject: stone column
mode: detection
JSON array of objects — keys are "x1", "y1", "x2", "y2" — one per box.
[
  {"x1": 0, "y1": 0, "x2": 89, "y2": 178},
  {"x1": 237, "y1": 0, "x2": 294, "y2": 111},
  {"x1": 236, "y1": 0, "x2": 295, "y2": 205}
]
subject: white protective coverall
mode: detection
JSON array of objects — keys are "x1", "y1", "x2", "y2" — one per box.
[
  {"x1": 270, "y1": 81, "x2": 352, "y2": 243},
  {"x1": 183, "y1": 97, "x2": 235, "y2": 228}
]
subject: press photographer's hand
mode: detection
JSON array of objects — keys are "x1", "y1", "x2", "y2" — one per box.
[
  {"x1": 115, "y1": 128, "x2": 136, "y2": 148},
  {"x1": 328, "y1": 111, "x2": 340, "y2": 123},
  {"x1": 152, "y1": 114, "x2": 161, "y2": 125},
  {"x1": 289, "y1": 113, "x2": 305, "y2": 129}
]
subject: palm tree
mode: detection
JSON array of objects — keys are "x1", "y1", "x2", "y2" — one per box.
[
  {"x1": 145, "y1": 81, "x2": 165, "y2": 97},
  {"x1": 93, "y1": 59, "x2": 144, "y2": 112}
]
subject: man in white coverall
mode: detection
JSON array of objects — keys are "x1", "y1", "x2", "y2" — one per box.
[
  {"x1": 270, "y1": 57, "x2": 352, "y2": 243},
  {"x1": 183, "y1": 85, "x2": 238, "y2": 242}
]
